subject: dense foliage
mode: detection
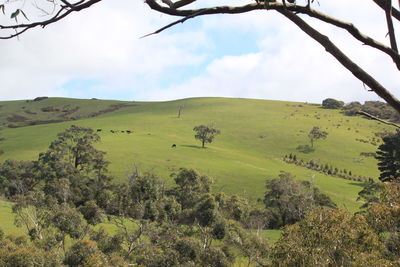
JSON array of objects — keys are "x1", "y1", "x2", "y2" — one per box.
[
  {"x1": 193, "y1": 125, "x2": 220, "y2": 148},
  {"x1": 322, "y1": 98, "x2": 344, "y2": 109},
  {"x1": 263, "y1": 172, "x2": 336, "y2": 228},
  {"x1": 308, "y1": 126, "x2": 328, "y2": 148},
  {"x1": 343, "y1": 101, "x2": 400, "y2": 122},
  {"x1": 376, "y1": 130, "x2": 400, "y2": 182}
]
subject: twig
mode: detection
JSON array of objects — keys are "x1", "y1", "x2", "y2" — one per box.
[
  {"x1": 372, "y1": 0, "x2": 400, "y2": 21},
  {"x1": 141, "y1": 10, "x2": 206, "y2": 38},
  {"x1": 0, "y1": 0, "x2": 102, "y2": 39},
  {"x1": 357, "y1": 111, "x2": 400, "y2": 128},
  {"x1": 384, "y1": 0, "x2": 398, "y2": 52}
]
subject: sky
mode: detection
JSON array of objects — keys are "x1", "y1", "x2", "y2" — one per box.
[{"x1": 0, "y1": 0, "x2": 399, "y2": 103}]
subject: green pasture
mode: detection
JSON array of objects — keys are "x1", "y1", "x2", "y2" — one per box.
[
  {"x1": 0, "y1": 97, "x2": 391, "y2": 214},
  {"x1": 0, "y1": 200, "x2": 18, "y2": 234}
]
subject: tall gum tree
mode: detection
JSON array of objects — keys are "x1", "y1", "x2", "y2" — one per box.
[{"x1": 0, "y1": 0, "x2": 399, "y2": 116}]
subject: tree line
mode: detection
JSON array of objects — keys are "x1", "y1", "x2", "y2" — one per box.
[{"x1": 322, "y1": 98, "x2": 400, "y2": 123}]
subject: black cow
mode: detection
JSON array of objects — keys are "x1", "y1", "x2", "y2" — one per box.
[
  {"x1": 97, "y1": 129, "x2": 102, "y2": 132},
  {"x1": 171, "y1": 144, "x2": 177, "y2": 148},
  {"x1": 127, "y1": 130, "x2": 132, "y2": 134},
  {"x1": 110, "y1": 130, "x2": 115, "y2": 133}
]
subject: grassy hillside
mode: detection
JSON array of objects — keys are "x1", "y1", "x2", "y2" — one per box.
[
  {"x1": 0, "y1": 97, "x2": 391, "y2": 214},
  {"x1": 0, "y1": 97, "x2": 136, "y2": 128}
]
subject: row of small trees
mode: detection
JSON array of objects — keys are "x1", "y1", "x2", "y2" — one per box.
[{"x1": 283, "y1": 154, "x2": 371, "y2": 182}]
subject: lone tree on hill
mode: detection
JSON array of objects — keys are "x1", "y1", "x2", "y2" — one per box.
[
  {"x1": 193, "y1": 125, "x2": 220, "y2": 148},
  {"x1": 375, "y1": 130, "x2": 400, "y2": 182},
  {"x1": 308, "y1": 126, "x2": 328, "y2": 148}
]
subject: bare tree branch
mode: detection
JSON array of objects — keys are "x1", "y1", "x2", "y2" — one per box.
[
  {"x1": 141, "y1": 10, "x2": 206, "y2": 38},
  {"x1": 357, "y1": 110, "x2": 400, "y2": 128},
  {"x1": 0, "y1": 0, "x2": 102, "y2": 39},
  {"x1": 59, "y1": 0, "x2": 74, "y2": 8},
  {"x1": 384, "y1": 0, "x2": 399, "y2": 52},
  {"x1": 372, "y1": 0, "x2": 400, "y2": 21}
]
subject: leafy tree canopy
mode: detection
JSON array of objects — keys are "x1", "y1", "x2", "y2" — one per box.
[
  {"x1": 37, "y1": 125, "x2": 112, "y2": 206},
  {"x1": 271, "y1": 208, "x2": 390, "y2": 266},
  {"x1": 264, "y1": 172, "x2": 336, "y2": 228},
  {"x1": 322, "y1": 98, "x2": 344, "y2": 109},
  {"x1": 193, "y1": 125, "x2": 220, "y2": 148},
  {"x1": 308, "y1": 126, "x2": 328, "y2": 148}
]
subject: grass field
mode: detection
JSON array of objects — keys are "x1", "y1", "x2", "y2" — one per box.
[
  {"x1": 0, "y1": 97, "x2": 390, "y2": 219},
  {"x1": 0, "y1": 200, "x2": 18, "y2": 234}
]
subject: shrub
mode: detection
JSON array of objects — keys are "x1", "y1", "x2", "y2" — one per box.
[{"x1": 322, "y1": 98, "x2": 344, "y2": 109}]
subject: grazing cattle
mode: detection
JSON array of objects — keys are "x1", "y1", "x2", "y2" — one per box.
[
  {"x1": 127, "y1": 130, "x2": 132, "y2": 134},
  {"x1": 110, "y1": 130, "x2": 115, "y2": 133},
  {"x1": 97, "y1": 129, "x2": 102, "y2": 132},
  {"x1": 121, "y1": 131, "x2": 125, "y2": 133},
  {"x1": 171, "y1": 144, "x2": 177, "y2": 148}
]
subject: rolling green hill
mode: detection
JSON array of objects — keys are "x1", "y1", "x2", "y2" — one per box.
[
  {"x1": 0, "y1": 97, "x2": 391, "y2": 216},
  {"x1": 0, "y1": 97, "x2": 136, "y2": 128}
]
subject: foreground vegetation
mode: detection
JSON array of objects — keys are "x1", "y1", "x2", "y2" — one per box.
[{"x1": 0, "y1": 124, "x2": 399, "y2": 266}]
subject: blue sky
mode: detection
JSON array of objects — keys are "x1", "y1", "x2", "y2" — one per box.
[{"x1": 0, "y1": 0, "x2": 398, "y2": 104}]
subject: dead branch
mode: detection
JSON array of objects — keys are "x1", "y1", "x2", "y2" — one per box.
[
  {"x1": 141, "y1": 10, "x2": 206, "y2": 38},
  {"x1": 372, "y1": 0, "x2": 400, "y2": 21},
  {"x1": 384, "y1": 0, "x2": 399, "y2": 52},
  {"x1": 357, "y1": 111, "x2": 400, "y2": 128},
  {"x1": 0, "y1": 0, "x2": 102, "y2": 39}
]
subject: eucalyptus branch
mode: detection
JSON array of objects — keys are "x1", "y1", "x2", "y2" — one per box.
[
  {"x1": 384, "y1": 0, "x2": 398, "y2": 52},
  {"x1": 0, "y1": 0, "x2": 102, "y2": 39},
  {"x1": 372, "y1": 0, "x2": 400, "y2": 21},
  {"x1": 141, "y1": 10, "x2": 206, "y2": 38},
  {"x1": 59, "y1": 0, "x2": 74, "y2": 8},
  {"x1": 357, "y1": 111, "x2": 400, "y2": 128}
]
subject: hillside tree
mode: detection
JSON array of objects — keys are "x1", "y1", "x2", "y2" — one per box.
[
  {"x1": 0, "y1": 1, "x2": 399, "y2": 116},
  {"x1": 375, "y1": 130, "x2": 400, "y2": 182},
  {"x1": 263, "y1": 172, "x2": 336, "y2": 228},
  {"x1": 193, "y1": 125, "x2": 220, "y2": 148},
  {"x1": 271, "y1": 208, "x2": 390, "y2": 266},
  {"x1": 308, "y1": 126, "x2": 328, "y2": 148},
  {"x1": 37, "y1": 125, "x2": 112, "y2": 206}
]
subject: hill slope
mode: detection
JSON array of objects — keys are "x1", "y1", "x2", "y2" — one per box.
[
  {"x1": 0, "y1": 97, "x2": 391, "y2": 212},
  {"x1": 0, "y1": 97, "x2": 136, "y2": 128}
]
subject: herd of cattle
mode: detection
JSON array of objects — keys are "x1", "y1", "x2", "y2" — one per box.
[
  {"x1": 96, "y1": 128, "x2": 176, "y2": 148},
  {"x1": 96, "y1": 129, "x2": 133, "y2": 134}
]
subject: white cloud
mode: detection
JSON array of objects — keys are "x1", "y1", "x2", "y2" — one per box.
[
  {"x1": 0, "y1": 0, "x2": 209, "y2": 100},
  {"x1": 139, "y1": 0, "x2": 400, "y2": 103},
  {"x1": 0, "y1": 0, "x2": 398, "y2": 104}
]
